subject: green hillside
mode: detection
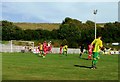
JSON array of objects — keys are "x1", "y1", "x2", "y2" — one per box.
[
  {"x1": 14, "y1": 23, "x2": 61, "y2": 31},
  {"x1": 13, "y1": 22, "x2": 105, "y2": 31}
]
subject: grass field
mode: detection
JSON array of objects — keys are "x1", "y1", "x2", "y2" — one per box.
[{"x1": 2, "y1": 52, "x2": 118, "y2": 80}]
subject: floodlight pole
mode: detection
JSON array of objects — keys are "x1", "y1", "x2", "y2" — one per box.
[{"x1": 94, "y1": 9, "x2": 97, "y2": 39}]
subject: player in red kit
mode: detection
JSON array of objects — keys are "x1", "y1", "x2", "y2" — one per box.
[
  {"x1": 47, "y1": 41, "x2": 52, "y2": 53},
  {"x1": 59, "y1": 45, "x2": 63, "y2": 54},
  {"x1": 43, "y1": 41, "x2": 47, "y2": 58},
  {"x1": 88, "y1": 44, "x2": 93, "y2": 60}
]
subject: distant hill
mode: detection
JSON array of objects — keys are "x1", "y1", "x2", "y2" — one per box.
[
  {"x1": 13, "y1": 22, "x2": 105, "y2": 31},
  {"x1": 13, "y1": 23, "x2": 61, "y2": 31},
  {"x1": 97, "y1": 23, "x2": 105, "y2": 27}
]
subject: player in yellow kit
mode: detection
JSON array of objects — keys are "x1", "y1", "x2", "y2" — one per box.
[
  {"x1": 63, "y1": 44, "x2": 68, "y2": 56},
  {"x1": 91, "y1": 36, "x2": 103, "y2": 69},
  {"x1": 38, "y1": 43, "x2": 43, "y2": 57}
]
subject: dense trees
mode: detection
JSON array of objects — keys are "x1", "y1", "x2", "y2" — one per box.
[
  {"x1": 2, "y1": 20, "x2": 23, "y2": 40},
  {"x1": 58, "y1": 18, "x2": 81, "y2": 47},
  {"x1": 1, "y1": 18, "x2": 120, "y2": 48}
]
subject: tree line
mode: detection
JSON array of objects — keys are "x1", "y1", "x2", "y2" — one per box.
[{"x1": 1, "y1": 17, "x2": 120, "y2": 48}]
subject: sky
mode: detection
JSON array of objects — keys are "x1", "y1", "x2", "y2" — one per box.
[{"x1": 0, "y1": 0, "x2": 119, "y2": 23}]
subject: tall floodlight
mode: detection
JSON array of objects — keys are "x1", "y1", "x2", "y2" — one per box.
[
  {"x1": 118, "y1": 1, "x2": 120, "y2": 22},
  {"x1": 93, "y1": 9, "x2": 97, "y2": 39}
]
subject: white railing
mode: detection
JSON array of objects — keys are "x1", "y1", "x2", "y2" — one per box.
[{"x1": 1, "y1": 43, "x2": 120, "y2": 54}]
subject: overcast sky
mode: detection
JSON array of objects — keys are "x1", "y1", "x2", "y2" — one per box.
[{"x1": 1, "y1": 0, "x2": 119, "y2": 23}]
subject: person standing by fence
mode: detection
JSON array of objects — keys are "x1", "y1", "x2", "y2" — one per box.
[
  {"x1": 59, "y1": 44, "x2": 63, "y2": 54},
  {"x1": 79, "y1": 44, "x2": 84, "y2": 58}
]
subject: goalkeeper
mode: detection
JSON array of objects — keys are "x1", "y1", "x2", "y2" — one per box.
[{"x1": 91, "y1": 35, "x2": 103, "y2": 69}]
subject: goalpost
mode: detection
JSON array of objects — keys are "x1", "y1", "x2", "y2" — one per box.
[{"x1": 10, "y1": 40, "x2": 34, "y2": 52}]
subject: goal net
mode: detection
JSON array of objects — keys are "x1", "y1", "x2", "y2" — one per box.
[{"x1": 2, "y1": 40, "x2": 34, "y2": 52}]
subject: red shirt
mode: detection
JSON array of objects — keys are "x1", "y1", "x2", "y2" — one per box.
[
  {"x1": 43, "y1": 42, "x2": 47, "y2": 51},
  {"x1": 88, "y1": 45, "x2": 93, "y2": 54}
]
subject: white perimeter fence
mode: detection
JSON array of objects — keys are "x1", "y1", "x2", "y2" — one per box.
[
  {"x1": 0, "y1": 43, "x2": 120, "y2": 54},
  {"x1": 0, "y1": 43, "x2": 80, "y2": 54}
]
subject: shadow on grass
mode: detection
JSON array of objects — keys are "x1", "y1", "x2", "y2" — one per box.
[
  {"x1": 81, "y1": 57, "x2": 88, "y2": 60},
  {"x1": 80, "y1": 57, "x2": 92, "y2": 60},
  {"x1": 74, "y1": 65, "x2": 92, "y2": 69}
]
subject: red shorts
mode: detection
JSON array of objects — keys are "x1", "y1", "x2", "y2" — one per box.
[{"x1": 89, "y1": 52, "x2": 92, "y2": 55}]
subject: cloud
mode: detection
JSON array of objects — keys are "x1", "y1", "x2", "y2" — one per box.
[
  {"x1": 2, "y1": 2, "x2": 118, "y2": 23},
  {"x1": 0, "y1": 3, "x2": 2, "y2": 20},
  {"x1": 1, "y1": 0, "x2": 120, "y2": 2}
]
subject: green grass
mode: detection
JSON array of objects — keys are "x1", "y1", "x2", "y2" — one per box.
[{"x1": 2, "y1": 52, "x2": 118, "y2": 80}]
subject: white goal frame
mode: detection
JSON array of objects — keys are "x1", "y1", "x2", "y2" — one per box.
[{"x1": 10, "y1": 40, "x2": 34, "y2": 52}]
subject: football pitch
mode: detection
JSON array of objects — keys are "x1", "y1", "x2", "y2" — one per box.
[{"x1": 2, "y1": 52, "x2": 118, "y2": 80}]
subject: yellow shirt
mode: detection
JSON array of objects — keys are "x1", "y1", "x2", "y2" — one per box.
[
  {"x1": 40, "y1": 44, "x2": 43, "y2": 50},
  {"x1": 63, "y1": 45, "x2": 68, "y2": 51},
  {"x1": 91, "y1": 38, "x2": 103, "y2": 52}
]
